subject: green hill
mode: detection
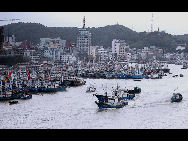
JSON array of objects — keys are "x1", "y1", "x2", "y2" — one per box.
[{"x1": 3, "y1": 22, "x2": 185, "y2": 52}]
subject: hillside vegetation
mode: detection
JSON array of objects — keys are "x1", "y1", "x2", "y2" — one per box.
[{"x1": 3, "y1": 22, "x2": 188, "y2": 52}]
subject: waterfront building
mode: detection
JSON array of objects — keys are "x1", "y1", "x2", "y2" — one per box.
[{"x1": 97, "y1": 47, "x2": 108, "y2": 61}]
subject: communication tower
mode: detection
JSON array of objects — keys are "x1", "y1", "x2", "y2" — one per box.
[
  {"x1": 83, "y1": 16, "x2": 85, "y2": 29},
  {"x1": 151, "y1": 13, "x2": 154, "y2": 32}
]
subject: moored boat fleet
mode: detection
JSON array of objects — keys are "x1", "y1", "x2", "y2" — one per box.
[
  {"x1": 0, "y1": 64, "x2": 86, "y2": 103},
  {"x1": 1, "y1": 60, "x2": 180, "y2": 107},
  {"x1": 77, "y1": 60, "x2": 170, "y2": 79}
]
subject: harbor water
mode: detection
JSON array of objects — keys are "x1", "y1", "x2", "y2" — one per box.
[{"x1": 1, "y1": 64, "x2": 188, "y2": 129}]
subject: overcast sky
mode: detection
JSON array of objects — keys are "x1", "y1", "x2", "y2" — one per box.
[{"x1": 0, "y1": 12, "x2": 188, "y2": 35}]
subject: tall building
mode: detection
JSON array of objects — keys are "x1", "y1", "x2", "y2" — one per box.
[{"x1": 77, "y1": 16, "x2": 91, "y2": 55}]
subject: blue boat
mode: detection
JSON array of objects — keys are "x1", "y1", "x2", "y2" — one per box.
[
  {"x1": 120, "y1": 93, "x2": 135, "y2": 100},
  {"x1": 38, "y1": 85, "x2": 67, "y2": 92},
  {"x1": 119, "y1": 74, "x2": 128, "y2": 79},
  {"x1": 29, "y1": 87, "x2": 39, "y2": 92},
  {"x1": 119, "y1": 74, "x2": 145, "y2": 79},
  {"x1": 131, "y1": 74, "x2": 145, "y2": 79},
  {"x1": 171, "y1": 93, "x2": 183, "y2": 102}
]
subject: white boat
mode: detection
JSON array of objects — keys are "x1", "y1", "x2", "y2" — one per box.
[{"x1": 86, "y1": 84, "x2": 96, "y2": 92}]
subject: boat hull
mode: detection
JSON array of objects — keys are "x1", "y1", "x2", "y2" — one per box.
[
  {"x1": 95, "y1": 101, "x2": 128, "y2": 109},
  {"x1": 0, "y1": 94, "x2": 21, "y2": 101},
  {"x1": 38, "y1": 86, "x2": 67, "y2": 92}
]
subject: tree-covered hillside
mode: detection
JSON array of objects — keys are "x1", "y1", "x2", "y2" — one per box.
[{"x1": 3, "y1": 22, "x2": 186, "y2": 52}]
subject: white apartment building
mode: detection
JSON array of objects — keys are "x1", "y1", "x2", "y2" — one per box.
[
  {"x1": 60, "y1": 54, "x2": 76, "y2": 63},
  {"x1": 97, "y1": 47, "x2": 108, "y2": 61},
  {"x1": 112, "y1": 39, "x2": 129, "y2": 56},
  {"x1": 43, "y1": 47, "x2": 60, "y2": 61}
]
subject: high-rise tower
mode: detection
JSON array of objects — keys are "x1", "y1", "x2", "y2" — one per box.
[{"x1": 77, "y1": 16, "x2": 91, "y2": 56}]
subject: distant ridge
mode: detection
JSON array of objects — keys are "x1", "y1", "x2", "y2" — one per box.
[{"x1": 3, "y1": 22, "x2": 188, "y2": 52}]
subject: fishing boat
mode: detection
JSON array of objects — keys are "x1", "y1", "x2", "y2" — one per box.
[
  {"x1": 171, "y1": 93, "x2": 183, "y2": 102},
  {"x1": 112, "y1": 85, "x2": 135, "y2": 100},
  {"x1": 0, "y1": 91, "x2": 21, "y2": 101},
  {"x1": 93, "y1": 84, "x2": 131, "y2": 109},
  {"x1": 93, "y1": 92, "x2": 128, "y2": 109},
  {"x1": 127, "y1": 87, "x2": 141, "y2": 94},
  {"x1": 86, "y1": 84, "x2": 96, "y2": 92},
  {"x1": 20, "y1": 94, "x2": 32, "y2": 100},
  {"x1": 64, "y1": 76, "x2": 86, "y2": 86}
]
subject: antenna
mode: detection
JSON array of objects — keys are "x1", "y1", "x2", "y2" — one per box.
[{"x1": 151, "y1": 13, "x2": 153, "y2": 32}]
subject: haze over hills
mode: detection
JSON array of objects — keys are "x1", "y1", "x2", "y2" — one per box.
[{"x1": 3, "y1": 22, "x2": 188, "y2": 52}]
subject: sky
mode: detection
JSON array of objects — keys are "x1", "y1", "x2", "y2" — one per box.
[{"x1": 0, "y1": 12, "x2": 188, "y2": 35}]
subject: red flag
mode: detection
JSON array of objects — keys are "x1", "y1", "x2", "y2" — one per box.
[
  {"x1": 8, "y1": 71, "x2": 11, "y2": 77},
  {"x1": 28, "y1": 72, "x2": 30, "y2": 78}
]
